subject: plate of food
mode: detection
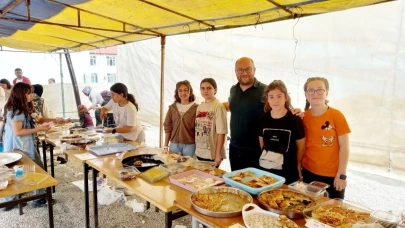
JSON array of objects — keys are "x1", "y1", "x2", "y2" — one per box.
[
  {"x1": 0, "y1": 152, "x2": 23, "y2": 166},
  {"x1": 258, "y1": 189, "x2": 316, "y2": 219},
  {"x1": 303, "y1": 199, "x2": 372, "y2": 227},
  {"x1": 242, "y1": 203, "x2": 300, "y2": 228},
  {"x1": 190, "y1": 186, "x2": 253, "y2": 218},
  {"x1": 222, "y1": 167, "x2": 285, "y2": 195}
]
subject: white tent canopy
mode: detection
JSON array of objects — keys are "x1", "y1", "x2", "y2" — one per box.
[{"x1": 117, "y1": 1, "x2": 405, "y2": 171}]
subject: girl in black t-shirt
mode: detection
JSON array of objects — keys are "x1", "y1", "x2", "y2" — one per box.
[{"x1": 257, "y1": 80, "x2": 305, "y2": 184}]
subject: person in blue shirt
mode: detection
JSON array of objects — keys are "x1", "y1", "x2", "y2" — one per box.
[{"x1": 2, "y1": 83, "x2": 60, "y2": 211}]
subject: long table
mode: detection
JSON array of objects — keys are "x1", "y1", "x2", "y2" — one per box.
[
  {"x1": 85, "y1": 150, "x2": 188, "y2": 228},
  {"x1": 0, "y1": 151, "x2": 58, "y2": 228},
  {"x1": 174, "y1": 184, "x2": 328, "y2": 228}
]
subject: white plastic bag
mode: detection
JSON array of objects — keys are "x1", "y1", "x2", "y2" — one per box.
[{"x1": 97, "y1": 186, "x2": 124, "y2": 205}]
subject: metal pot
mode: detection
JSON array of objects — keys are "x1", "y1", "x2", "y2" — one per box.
[
  {"x1": 257, "y1": 189, "x2": 315, "y2": 219},
  {"x1": 190, "y1": 186, "x2": 253, "y2": 218}
]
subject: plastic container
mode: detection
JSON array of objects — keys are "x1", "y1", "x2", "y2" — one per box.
[
  {"x1": 222, "y1": 167, "x2": 285, "y2": 195},
  {"x1": 159, "y1": 163, "x2": 186, "y2": 175},
  {"x1": 140, "y1": 166, "x2": 169, "y2": 183},
  {"x1": 369, "y1": 211, "x2": 401, "y2": 228},
  {"x1": 116, "y1": 167, "x2": 140, "y2": 181},
  {"x1": 310, "y1": 181, "x2": 330, "y2": 189},
  {"x1": 190, "y1": 161, "x2": 216, "y2": 173}
]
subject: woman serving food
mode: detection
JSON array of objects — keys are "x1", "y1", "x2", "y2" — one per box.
[{"x1": 100, "y1": 83, "x2": 144, "y2": 142}]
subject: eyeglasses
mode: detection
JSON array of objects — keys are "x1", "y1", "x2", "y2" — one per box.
[
  {"x1": 235, "y1": 67, "x2": 253, "y2": 74},
  {"x1": 306, "y1": 88, "x2": 326, "y2": 95}
]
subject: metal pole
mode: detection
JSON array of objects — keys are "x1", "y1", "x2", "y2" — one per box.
[
  {"x1": 64, "y1": 49, "x2": 81, "y2": 108},
  {"x1": 59, "y1": 53, "x2": 66, "y2": 118},
  {"x1": 159, "y1": 36, "x2": 166, "y2": 148}
]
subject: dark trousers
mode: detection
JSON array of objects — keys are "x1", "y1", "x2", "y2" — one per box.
[
  {"x1": 94, "y1": 109, "x2": 102, "y2": 126},
  {"x1": 302, "y1": 168, "x2": 345, "y2": 199},
  {"x1": 229, "y1": 144, "x2": 260, "y2": 171}
]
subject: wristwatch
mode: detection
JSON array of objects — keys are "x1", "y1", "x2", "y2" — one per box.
[
  {"x1": 339, "y1": 174, "x2": 347, "y2": 180},
  {"x1": 112, "y1": 128, "x2": 116, "y2": 134}
]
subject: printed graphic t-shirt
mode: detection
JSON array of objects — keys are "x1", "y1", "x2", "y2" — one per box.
[
  {"x1": 302, "y1": 107, "x2": 351, "y2": 177},
  {"x1": 195, "y1": 99, "x2": 228, "y2": 160},
  {"x1": 257, "y1": 111, "x2": 305, "y2": 183}
]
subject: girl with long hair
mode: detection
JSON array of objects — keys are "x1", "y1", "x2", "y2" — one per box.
[
  {"x1": 100, "y1": 83, "x2": 144, "y2": 142},
  {"x1": 2, "y1": 83, "x2": 53, "y2": 210},
  {"x1": 195, "y1": 78, "x2": 227, "y2": 166},
  {"x1": 163, "y1": 80, "x2": 198, "y2": 157},
  {"x1": 257, "y1": 80, "x2": 305, "y2": 184},
  {"x1": 301, "y1": 77, "x2": 350, "y2": 199}
]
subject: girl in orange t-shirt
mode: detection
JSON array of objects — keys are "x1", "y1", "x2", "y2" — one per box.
[{"x1": 301, "y1": 77, "x2": 351, "y2": 199}]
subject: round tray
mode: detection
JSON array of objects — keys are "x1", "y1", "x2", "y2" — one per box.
[
  {"x1": 121, "y1": 154, "x2": 163, "y2": 171},
  {"x1": 190, "y1": 186, "x2": 253, "y2": 218},
  {"x1": 257, "y1": 189, "x2": 315, "y2": 219}
]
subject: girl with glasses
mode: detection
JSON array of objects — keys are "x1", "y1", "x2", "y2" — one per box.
[
  {"x1": 257, "y1": 80, "x2": 305, "y2": 184},
  {"x1": 301, "y1": 77, "x2": 350, "y2": 199},
  {"x1": 195, "y1": 78, "x2": 228, "y2": 167}
]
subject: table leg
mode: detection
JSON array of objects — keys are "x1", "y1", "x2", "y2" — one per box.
[
  {"x1": 42, "y1": 141, "x2": 48, "y2": 172},
  {"x1": 92, "y1": 168, "x2": 99, "y2": 228},
  {"x1": 84, "y1": 163, "x2": 90, "y2": 228},
  {"x1": 18, "y1": 194, "x2": 23, "y2": 215},
  {"x1": 155, "y1": 206, "x2": 159, "y2": 212},
  {"x1": 47, "y1": 187, "x2": 54, "y2": 228},
  {"x1": 49, "y1": 144, "x2": 55, "y2": 193},
  {"x1": 165, "y1": 212, "x2": 172, "y2": 228},
  {"x1": 146, "y1": 201, "x2": 150, "y2": 210}
]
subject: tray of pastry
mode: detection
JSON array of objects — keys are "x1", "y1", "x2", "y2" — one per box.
[
  {"x1": 169, "y1": 169, "x2": 224, "y2": 192},
  {"x1": 190, "y1": 186, "x2": 253, "y2": 218},
  {"x1": 139, "y1": 166, "x2": 169, "y2": 183},
  {"x1": 258, "y1": 189, "x2": 316, "y2": 219},
  {"x1": 222, "y1": 167, "x2": 285, "y2": 195},
  {"x1": 302, "y1": 199, "x2": 372, "y2": 227}
]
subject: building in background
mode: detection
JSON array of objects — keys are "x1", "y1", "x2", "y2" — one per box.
[{"x1": 84, "y1": 46, "x2": 117, "y2": 84}]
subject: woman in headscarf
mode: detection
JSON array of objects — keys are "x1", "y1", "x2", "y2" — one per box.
[
  {"x1": 100, "y1": 90, "x2": 115, "y2": 127},
  {"x1": 82, "y1": 86, "x2": 104, "y2": 126}
]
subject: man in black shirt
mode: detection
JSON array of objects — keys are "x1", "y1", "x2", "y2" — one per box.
[{"x1": 223, "y1": 57, "x2": 267, "y2": 171}]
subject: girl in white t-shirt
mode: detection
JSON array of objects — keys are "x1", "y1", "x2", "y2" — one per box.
[
  {"x1": 100, "y1": 83, "x2": 144, "y2": 142},
  {"x1": 195, "y1": 78, "x2": 228, "y2": 166}
]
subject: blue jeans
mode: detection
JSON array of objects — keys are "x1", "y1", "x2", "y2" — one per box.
[{"x1": 169, "y1": 143, "x2": 196, "y2": 158}]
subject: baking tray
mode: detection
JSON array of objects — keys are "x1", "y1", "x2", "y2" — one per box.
[
  {"x1": 222, "y1": 167, "x2": 285, "y2": 195},
  {"x1": 139, "y1": 166, "x2": 169, "y2": 183},
  {"x1": 88, "y1": 143, "x2": 137, "y2": 156},
  {"x1": 190, "y1": 186, "x2": 253, "y2": 218},
  {"x1": 258, "y1": 189, "x2": 315, "y2": 219},
  {"x1": 169, "y1": 169, "x2": 224, "y2": 192},
  {"x1": 122, "y1": 154, "x2": 163, "y2": 171},
  {"x1": 303, "y1": 199, "x2": 372, "y2": 227}
]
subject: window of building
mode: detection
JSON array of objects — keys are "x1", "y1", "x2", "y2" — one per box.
[
  {"x1": 90, "y1": 73, "x2": 98, "y2": 83},
  {"x1": 107, "y1": 73, "x2": 116, "y2": 83},
  {"x1": 90, "y1": 55, "x2": 96, "y2": 66},
  {"x1": 107, "y1": 56, "x2": 116, "y2": 66}
]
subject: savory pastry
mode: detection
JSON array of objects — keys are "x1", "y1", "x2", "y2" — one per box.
[
  {"x1": 312, "y1": 205, "x2": 370, "y2": 227},
  {"x1": 258, "y1": 190, "x2": 314, "y2": 213},
  {"x1": 277, "y1": 215, "x2": 300, "y2": 228},
  {"x1": 134, "y1": 160, "x2": 143, "y2": 166}
]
